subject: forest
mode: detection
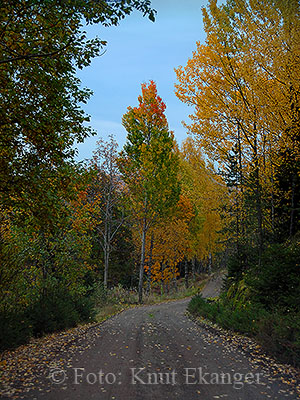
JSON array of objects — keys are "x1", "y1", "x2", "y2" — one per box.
[{"x1": 0, "y1": 0, "x2": 299, "y2": 367}]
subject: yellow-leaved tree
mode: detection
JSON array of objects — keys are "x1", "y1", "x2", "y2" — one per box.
[{"x1": 175, "y1": 0, "x2": 300, "y2": 260}]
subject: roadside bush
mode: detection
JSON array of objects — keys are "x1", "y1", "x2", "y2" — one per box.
[
  {"x1": 107, "y1": 284, "x2": 138, "y2": 305},
  {"x1": 226, "y1": 243, "x2": 257, "y2": 284},
  {"x1": 188, "y1": 295, "x2": 220, "y2": 322},
  {"x1": 188, "y1": 294, "x2": 264, "y2": 335},
  {"x1": 74, "y1": 295, "x2": 96, "y2": 322},
  {"x1": 0, "y1": 284, "x2": 96, "y2": 351},
  {"x1": 28, "y1": 291, "x2": 79, "y2": 336},
  {"x1": 91, "y1": 282, "x2": 108, "y2": 307},
  {"x1": 188, "y1": 294, "x2": 300, "y2": 367},
  {"x1": 0, "y1": 311, "x2": 32, "y2": 351},
  {"x1": 257, "y1": 312, "x2": 300, "y2": 366},
  {"x1": 247, "y1": 243, "x2": 300, "y2": 312},
  {"x1": 28, "y1": 284, "x2": 96, "y2": 336}
]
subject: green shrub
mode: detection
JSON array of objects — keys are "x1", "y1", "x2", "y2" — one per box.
[
  {"x1": 226, "y1": 243, "x2": 257, "y2": 284},
  {"x1": 247, "y1": 243, "x2": 300, "y2": 312},
  {"x1": 257, "y1": 312, "x2": 300, "y2": 366},
  {"x1": 0, "y1": 283, "x2": 96, "y2": 351},
  {"x1": 188, "y1": 295, "x2": 220, "y2": 321},
  {"x1": 188, "y1": 294, "x2": 300, "y2": 367},
  {"x1": 0, "y1": 311, "x2": 32, "y2": 351},
  {"x1": 106, "y1": 284, "x2": 138, "y2": 305},
  {"x1": 28, "y1": 284, "x2": 95, "y2": 336},
  {"x1": 28, "y1": 295, "x2": 78, "y2": 336},
  {"x1": 74, "y1": 295, "x2": 96, "y2": 322},
  {"x1": 91, "y1": 282, "x2": 108, "y2": 307}
]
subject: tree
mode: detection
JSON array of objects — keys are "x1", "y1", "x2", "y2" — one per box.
[
  {"x1": 88, "y1": 135, "x2": 125, "y2": 287},
  {"x1": 0, "y1": 169, "x2": 94, "y2": 315},
  {"x1": 119, "y1": 81, "x2": 180, "y2": 303},
  {"x1": 0, "y1": 0, "x2": 156, "y2": 210},
  {"x1": 175, "y1": 0, "x2": 300, "y2": 264},
  {"x1": 145, "y1": 194, "x2": 194, "y2": 292},
  {"x1": 179, "y1": 138, "x2": 225, "y2": 271},
  {"x1": 0, "y1": 1, "x2": 159, "y2": 348}
]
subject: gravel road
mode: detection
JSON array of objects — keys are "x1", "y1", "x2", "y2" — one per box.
[{"x1": 2, "y1": 275, "x2": 299, "y2": 400}]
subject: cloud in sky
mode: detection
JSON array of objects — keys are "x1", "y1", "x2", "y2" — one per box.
[{"x1": 75, "y1": 0, "x2": 209, "y2": 161}]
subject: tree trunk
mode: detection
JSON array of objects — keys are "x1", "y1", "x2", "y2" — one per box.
[
  {"x1": 192, "y1": 256, "x2": 196, "y2": 282},
  {"x1": 252, "y1": 131, "x2": 263, "y2": 265},
  {"x1": 173, "y1": 274, "x2": 178, "y2": 292},
  {"x1": 185, "y1": 258, "x2": 189, "y2": 289},
  {"x1": 104, "y1": 242, "x2": 110, "y2": 288},
  {"x1": 160, "y1": 281, "x2": 164, "y2": 296},
  {"x1": 146, "y1": 234, "x2": 154, "y2": 295},
  {"x1": 161, "y1": 263, "x2": 166, "y2": 295},
  {"x1": 237, "y1": 121, "x2": 245, "y2": 237},
  {"x1": 289, "y1": 174, "x2": 296, "y2": 238},
  {"x1": 208, "y1": 253, "x2": 212, "y2": 274},
  {"x1": 138, "y1": 220, "x2": 147, "y2": 303},
  {"x1": 103, "y1": 215, "x2": 111, "y2": 287},
  {"x1": 270, "y1": 159, "x2": 275, "y2": 238},
  {"x1": 103, "y1": 192, "x2": 110, "y2": 287}
]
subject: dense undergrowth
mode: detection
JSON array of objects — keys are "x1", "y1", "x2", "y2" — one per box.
[
  {"x1": 0, "y1": 276, "x2": 207, "y2": 352},
  {"x1": 0, "y1": 283, "x2": 96, "y2": 351},
  {"x1": 188, "y1": 243, "x2": 300, "y2": 367}
]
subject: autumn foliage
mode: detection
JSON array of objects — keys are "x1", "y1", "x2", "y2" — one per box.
[
  {"x1": 1, "y1": 0, "x2": 299, "y2": 361},
  {"x1": 176, "y1": 0, "x2": 300, "y2": 366}
]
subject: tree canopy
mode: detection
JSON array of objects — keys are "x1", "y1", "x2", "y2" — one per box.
[{"x1": 0, "y1": 0, "x2": 156, "y2": 209}]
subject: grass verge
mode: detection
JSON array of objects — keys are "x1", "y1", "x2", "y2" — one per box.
[{"x1": 94, "y1": 274, "x2": 209, "y2": 323}]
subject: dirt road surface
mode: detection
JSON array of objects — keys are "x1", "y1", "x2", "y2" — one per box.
[{"x1": 1, "y1": 275, "x2": 299, "y2": 399}]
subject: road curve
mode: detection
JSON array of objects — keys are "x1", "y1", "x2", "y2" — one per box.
[{"x1": 2, "y1": 277, "x2": 299, "y2": 399}]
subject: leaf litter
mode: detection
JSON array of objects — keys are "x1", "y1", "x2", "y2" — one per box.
[{"x1": 188, "y1": 312, "x2": 300, "y2": 399}]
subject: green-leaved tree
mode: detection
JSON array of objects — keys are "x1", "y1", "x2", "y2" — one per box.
[{"x1": 118, "y1": 81, "x2": 180, "y2": 303}]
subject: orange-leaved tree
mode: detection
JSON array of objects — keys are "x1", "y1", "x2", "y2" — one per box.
[
  {"x1": 145, "y1": 194, "x2": 194, "y2": 293},
  {"x1": 118, "y1": 81, "x2": 180, "y2": 303},
  {"x1": 179, "y1": 137, "x2": 226, "y2": 273}
]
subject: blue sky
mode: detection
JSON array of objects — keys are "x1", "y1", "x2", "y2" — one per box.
[{"x1": 75, "y1": 0, "x2": 209, "y2": 161}]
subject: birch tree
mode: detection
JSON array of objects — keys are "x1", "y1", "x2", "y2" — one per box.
[{"x1": 119, "y1": 81, "x2": 180, "y2": 303}]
